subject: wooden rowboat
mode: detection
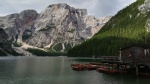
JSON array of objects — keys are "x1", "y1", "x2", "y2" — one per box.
[
  {"x1": 71, "y1": 64, "x2": 98, "y2": 71},
  {"x1": 97, "y1": 68, "x2": 118, "y2": 74},
  {"x1": 138, "y1": 72, "x2": 150, "y2": 77}
]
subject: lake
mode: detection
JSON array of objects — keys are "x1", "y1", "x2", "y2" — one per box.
[{"x1": 0, "y1": 56, "x2": 149, "y2": 84}]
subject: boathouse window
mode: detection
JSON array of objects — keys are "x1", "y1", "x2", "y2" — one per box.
[
  {"x1": 128, "y1": 51, "x2": 132, "y2": 58},
  {"x1": 144, "y1": 49, "x2": 149, "y2": 57},
  {"x1": 147, "y1": 49, "x2": 149, "y2": 57},
  {"x1": 144, "y1": 49, "x2": 146, "y2": 57}
]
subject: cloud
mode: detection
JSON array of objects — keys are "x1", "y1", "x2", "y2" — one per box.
[
  {"x1": 0, "y1": 0, "x2": 136, "y2": 17},
  {"x1": 93, "y1": 0, "x2": 136, "y2": 17}
]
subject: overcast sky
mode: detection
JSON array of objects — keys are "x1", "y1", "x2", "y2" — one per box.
[{"x1": 0, "y1": 0, "x2": 136, "y2": 17}]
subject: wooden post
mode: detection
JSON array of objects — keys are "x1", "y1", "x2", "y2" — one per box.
[
  {"x1": 120, "y1": 64, "x2": 123, "y2": 74},
  {"x1": 136, "y1": 65, "x2": 138, "y2": 76},
  {"x1": 119, "y1": 49, "x2": 122, "y2": 62}
]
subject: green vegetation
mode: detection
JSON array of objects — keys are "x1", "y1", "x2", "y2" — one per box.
[
  {"x1": 80, "y1": 37, "x2": 85, "y2": 41},
  {"x1": 68, "y1": 0, "x2": 150, "y2": 57},
  {"x1": 40, "y1": 43, "x2": 44, "y2": 48},
  {"x1": 0, "y1": 50, "x2": 7, "y2": 56},
  {"x1": 67, "y1": 29, "x2": 75, "y2": 33},
  {"x1": 22, "y1": 34, "x2": 31, "y2": 40},
  {"x1": 53, "y1": 43, "x2": 63, "y2": 51},
  {"x1": 0, "y1": 48, "x2": 22, "y2": 56},
  {"x1": 26, "y1": 48, "x2": 67, "y2": 56},
  {"x1": 13, "y1": 42, "x2": 22, "y2": 47},
  {"x1": 22, "y1": 30, "x2": 32, "y2": 41},
  {"x1": 64, "y1": 43, "x2": 72, "y2": 51},
  {"x1": 39, "y1": 23, "x2": 56, "y2": 31},
  {"x1": 7, "y1": 50, "x2": 22, "y2": 56}
]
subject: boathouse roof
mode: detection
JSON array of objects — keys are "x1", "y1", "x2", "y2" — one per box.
[{"x1": 119, "y1": 44, "x2": 150, "y2": 50}]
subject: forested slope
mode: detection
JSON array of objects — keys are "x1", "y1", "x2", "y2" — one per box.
[{"x1": 68, "y1": 0, "x2": 150, "y2": 57}]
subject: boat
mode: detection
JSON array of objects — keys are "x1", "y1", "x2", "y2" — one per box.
[
  {"x1": 138, "y1": 72, "x2": 150, "y2": 77},
  {"x1": 84, "y1": 64, "x2": 97, "y2": 70},
  {"x1": 71, "y1": 64, "x2": 98, "y2": 71},
  {"x1": 72, "y1": 66, "x2": 85, "y2": 71},
  {"x1": 89, "y1": 63, "x2": 103, "y2": 65},
  {"x1": 71, "y1": 64, "x2": 85, "y2": 71},
  {"x1": 97, "y1": 68, "x2": 118, "y2": 74}
]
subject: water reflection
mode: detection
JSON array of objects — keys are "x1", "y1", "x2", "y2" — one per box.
[{"x1": 0, "y1": 57, "x2": 149, "y2": 84}]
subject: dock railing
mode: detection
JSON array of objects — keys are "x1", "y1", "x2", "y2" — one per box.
[{"x1": 101, "y1": 56, "x2": 120, "y2": 62}]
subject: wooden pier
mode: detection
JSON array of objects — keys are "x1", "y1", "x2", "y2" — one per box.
[
  {"x1": 71, "y1": 45, "x2": 150, "y2": 77},
  {"x1": 101, "y1": 56, "x2": 120, "y2": 63},
  {"x1": 71, "y1": 55, "x2": 150, "y2": 77},
  {"x1": 100, "y1": 55, "x2": 150, "y2": 77}
]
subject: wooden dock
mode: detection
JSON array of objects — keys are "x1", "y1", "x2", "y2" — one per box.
[
  {"x1": 71, "y1": 56, "x2": 150, "y2": 77},
  {"x1": 101, "y1": 56, "x2": 120, "y2": 63}
]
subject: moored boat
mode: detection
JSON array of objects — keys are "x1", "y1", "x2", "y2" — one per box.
[
  {"x1": 71, "y1": 64, "x2": 85, "y2": 71},
  {"x1": 138, "y1": 72, "x2": 150, "y2": 77},
  {"x1": 97, "y1": 68, "x2": 118, "y2": 74},
  {"x1": 71, "y1": 64, "x2": 98, "y2": 71}
]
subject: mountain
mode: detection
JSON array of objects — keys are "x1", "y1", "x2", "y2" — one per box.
[
  {"x1": 0, "y1": 28, "x2": 19, "y2": 56},
  {"x1": 68, "y1": 0, "x2": 150, "y2": 57},
  {"x1": 0, "y1": 3, "x2": 111, "y2": 55}
]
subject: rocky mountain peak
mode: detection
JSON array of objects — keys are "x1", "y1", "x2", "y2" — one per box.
[
  {"x1": 48, "y1": 3, "x2": 69, "y2": 8},
  {"x1": 0, "y1": 3, "x2": 111, "y2": 52},
  {"x1": 46, "y1": 3, "x2": 87, "y2": 16},
  {"x1": 19, "y1": 10, "x2": 38, "y2": 21},
  {"x1": 35, "y1": 3, "x2": 88, "y2": 32},
  {"x1": 0, "y1": 9, "x2": 38, "y2": 43}
]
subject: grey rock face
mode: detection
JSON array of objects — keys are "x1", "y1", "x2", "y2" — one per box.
[
  {"x1": 0, "y1": 3, "x2": 111, "y2": 52},
  {"x1": 0, "y1": 28, "x2": 13, "y2": 55},
  {"x1": 0, "y1": 10, "x2": 38, "y2": 42},
  {"x1": 27, "y1": 3, "x2": 111, "y2": 51},
  {"x1": 146, "y1": 18, "x2": 150, "y2": 32},
  {"x1": 139, "y1": 0, "x2": 150, "y2": 32},
  {"x1": 138, "y1": 0, "x2": 150, "y2": 13},
  {"x1": 12, "y1": 46, "x2": 35, "y2": 56}
]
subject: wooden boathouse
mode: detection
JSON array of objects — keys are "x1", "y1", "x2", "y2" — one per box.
[
  {"x1": 71, "y1": 45, "x2": 150, "y2": 77},
  {"x1": 119, "y1": 45, "x2": 150, "y2": 64},
  {"x1": 100, "y1": 45, "x2": 150, "y2": 76},
  {"x1": 119, "y1": 45, "x2": 150, "y2": 76}
]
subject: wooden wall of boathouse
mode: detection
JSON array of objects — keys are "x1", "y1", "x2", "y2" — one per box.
[{"x1": 120, "y1": 45, "x2": 150, "y2": 65}]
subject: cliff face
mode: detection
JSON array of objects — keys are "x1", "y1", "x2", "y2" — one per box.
[
  {"x1": 0, "y1": 3, "x2": 111, "y2": 52},
  {"x1": 0, "y1": 28, "x2": 14, "y2": 56},
  {"x1": 0, "y1": 10, "x2": 38, "y2": 43},
  {"x1": 139, "y1": 0, "x2": 150, "y2": 32},
  {"x1": 139, "y1": 0, "x2": 150, "y2": 13},
  {"x1": 27, "y1": 4, "x2": 111, "y2": 51}
]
